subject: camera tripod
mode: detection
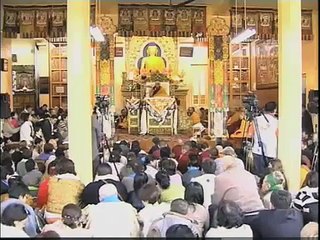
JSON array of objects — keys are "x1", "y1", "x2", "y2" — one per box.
[
  {"x1": 311, "y1": 141, "x2": 318, "y2": 171},
  {"x1": 241, "y1": 109, "x2": 270, "y2": 174}
]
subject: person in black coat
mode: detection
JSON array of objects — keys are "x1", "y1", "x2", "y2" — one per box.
[
  {"x1": 126, "y1": 172, "x2": 148, "y2": 212},
  {"x1": 40, "y1": 114, "x2": 58, "y2": 143},
  {"x1": 81, "y1": 163, "x2": 127, "y2": 207},
  {"x1": 1, "y1": 166, "x2": 10, "y2": 195},
  {"x1": 302, "y1": 104, "x2": 314, "y2": 137},
  {"x1": 36, "y1": 104, "x2": 49, "y2": 119},
  {"x1": 249, "y1": 190, "x2": 304, "y2": 239}
]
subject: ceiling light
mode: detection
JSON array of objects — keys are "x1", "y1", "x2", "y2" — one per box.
[
  {"x1": 230, "y1": 28, "x2": 256, "y2": 44},
  {"x1": 90, "y1": 26, "x2": 105, "y2": 42}
]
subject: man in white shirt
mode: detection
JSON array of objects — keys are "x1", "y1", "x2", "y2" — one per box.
[
  {"x1": 191, "y1": 159, "x2": 216, "y2": 208},
  {"x1": 251, "y1": 102, "x2": 278, "y2": 178}
]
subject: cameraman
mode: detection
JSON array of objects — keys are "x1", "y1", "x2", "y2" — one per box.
[{"x1": 250, "y1": 101, "x2": 278, "y2": 178}]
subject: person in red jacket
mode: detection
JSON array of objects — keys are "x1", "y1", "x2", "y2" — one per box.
[
  {"x1": 177, "y1": 144, "x2": 192, "y2": 174},
  {"x1": 172, "y1": 139, "x2": 183, "y2": 160},
  {"x1": 37, "y1": 160, "x2": 57, "y2": 209}
]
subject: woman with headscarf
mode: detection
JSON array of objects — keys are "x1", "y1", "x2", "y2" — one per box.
[{"x1": 260, "y1": 170, "x2": 286, "y2": 209}]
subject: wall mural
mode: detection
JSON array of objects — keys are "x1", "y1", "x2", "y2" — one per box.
[
  {"x1": 207, "y1": 17, "x2": 230, "y2": 137},
  {"x1": 230, "y1": 8, "x2": 313, "y2": 41}
]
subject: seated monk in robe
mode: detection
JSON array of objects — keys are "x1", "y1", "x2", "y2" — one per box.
[
  {"x1": 187, "y1": 107, "x2": 205, "y2": 132},
  {"x1": 149, "y1": 82, "x2": 168, "y2": 97},
  {"x1": 117, "y1": 108, "x2": 128, "y2": 129},
  {"x1": 227, "y1": 109, "x2": 252, "y2": 138},
  {"x1": 226, "y1": 110, "x2": 242, "y2": 135},
  {"x1": 230, "y1": 119, "x2": 252, "y2": 138}
]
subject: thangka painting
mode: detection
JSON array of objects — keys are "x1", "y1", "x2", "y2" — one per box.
[
  {"x1": 176, "y1": 8, "x2": 192, "y2": 36},
  {"x1": 245, "y1": 11, "x2": 258, "y2": 38},
  {"x1": 149, "y1": 8, "x2": 162, "y2": 34},
  {"x1": 3, "y1": 9, "x2": 19, "y2": 38},
  {"x1": 258, "y1": 12, "x2": 273, "y2": 39},
  {"x1": 118, "y1": 5, "x2": 206, "y2": 37},
  {"x1": 35, "y1": 10, "x2": 48, "y2": 38},
  {"x1": 50, "y1": 8, "x2": 66, "y2": 38},
  {"x1": 133, "y1": 8, "x2": 149, "y2": 35},
  {"x1": 19, "y1": 10, "x2": 35, "y2": 38},
  {"x1": 301, "y1": 10, "x2": 313, "y2": 40},
  {"x1": 119, "y1": 8, "x2": 133, "y2": 36},
  {"x1": 192, "y1": 8, "x2": 206, "y2": 35},
  {"x1": 255, "y1": 40, "x2": 278, "y2": 89},
  {"x1": 164, "y1": 9, "x2": 176, "y2": 33},
  {"x1": 3, "y1": 5, "x2": 95, "y2": 40},
  {"x1": 230, "y1": 8, "x2": 313, "y2": 41},
  {"x1": 230, "y1": 9, "x2": 244, "y2": 38},
  {"x1": 12, "y1": 65, "x2": 35, "y2": 93}
]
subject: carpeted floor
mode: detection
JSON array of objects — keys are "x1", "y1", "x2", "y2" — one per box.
[{"x1": 114, "y1": 129, "x2": 218, "y2": 152}]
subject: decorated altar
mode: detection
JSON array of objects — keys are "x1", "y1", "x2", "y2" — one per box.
[
  {"x1": 144, "y1": 97, "x2": 177, "y2": 135},
  {"x1": 125, "y1": 96, "x2": 177, "y2": 135},
  {"x1": 119, "y1": 36, "x2": 189, "y2": 135}
]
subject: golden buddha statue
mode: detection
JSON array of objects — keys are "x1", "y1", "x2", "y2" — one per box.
[{"x1": 140, "y1": 44, "x2": 166, "y2": 74}]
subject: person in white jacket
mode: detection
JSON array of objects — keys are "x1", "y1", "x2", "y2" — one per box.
[
  {"x1": 83, "y1": 183, "x2": 141, "y2": 237},
  {"x1": 2, "y1": 118, "x2": 20, "y2": 142},
  {"x1": 19, "y1": 112, "x2": 34, "y2": 145}
]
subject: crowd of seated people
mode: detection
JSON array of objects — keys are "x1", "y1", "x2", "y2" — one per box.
[
  {"x1": 1, "y1": 105, "x2": 68, "y2": 147},
  {"x1": 0, "y1": 122, "x2": 318, "y2": 238}
]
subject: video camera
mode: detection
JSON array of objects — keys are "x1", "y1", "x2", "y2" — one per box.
[
  {"x1": 242, "y1": 92, "x2": 260, "y2": 119},
  {"x1": 95, "y1": 95, "x2": 110, "y2": 115}
]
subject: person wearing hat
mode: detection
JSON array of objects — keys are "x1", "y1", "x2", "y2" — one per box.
[
  {"x1": 214, "y1": 147, "x2": 245, "y2": 175},
  {"x1": 260, "y1": 171, "x2": 286, "y2": 209},
  {"x1": 83, "y1": 183, "x2": 140, "y2": 237}
]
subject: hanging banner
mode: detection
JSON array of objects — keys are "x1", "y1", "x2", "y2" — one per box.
[
  {"x1": 35, "y1": 9, "x2": 49, "y2": 38},
  {"x1": 19, "y1": 10, "x2": 35, "y2": 38},
  {"x1": 3, "y1": 9, "x2": 19, "y2": 38}
]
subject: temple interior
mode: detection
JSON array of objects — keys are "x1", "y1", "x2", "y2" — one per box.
[{"x1": 0, "y1": 1, "x2": 319, "y2": 237}]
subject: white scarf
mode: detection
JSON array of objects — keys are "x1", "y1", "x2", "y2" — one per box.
[{"x1": 94, "y1": 174, "x2": 119, "y2": 182}]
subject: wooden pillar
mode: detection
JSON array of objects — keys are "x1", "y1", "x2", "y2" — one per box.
[
  {"x1": 67, "y1": 1, "x2": 92, "y2": 184},
  {"x1": 278, "y1": 0, "x2": 302, "y2": 192}
]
